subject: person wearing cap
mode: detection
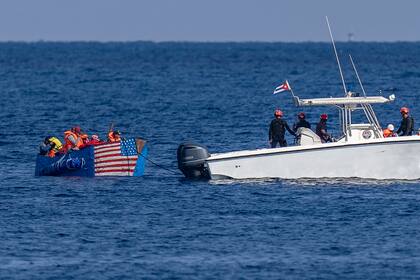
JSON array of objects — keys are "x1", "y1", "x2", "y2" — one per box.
[
  {"x1": 64, "y1": 126, "x2": 84, "y2": 151},
  {"x1": 108, "y1": 130, "x2": 121, "y2": 143},
  {"x1": 269, "y1": 109, "x2": 296, "y2": 148},
  {"x1": 396, "y1": 107, "x2": 414, "y2": 136},
  {"x1": 383, "y1": 124, "x2": 397, "y2": 138},
  {"x1": 293, "y1": 112, "x2": 311, "y2": 133},
  {"x1": 316, "y1": 114, "x2": 332, "y2": 143}
]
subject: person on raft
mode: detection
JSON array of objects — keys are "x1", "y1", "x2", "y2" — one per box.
[
  {"x1": 108, "y1": 130, "x2": 121, "y2": 142},
  {"x1": 88, "y1": 134, "x2": 105, "y2": 145},
  {"x1": 64, "y1": 126, "x2": 85, "y2": 151},
  {"x1": 39, "y1": 136, "x2": 63, "y2": 157}
]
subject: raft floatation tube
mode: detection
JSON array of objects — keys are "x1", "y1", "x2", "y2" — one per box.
[{"x1": 39, "y1": 156, "x2": 85, "y2": 176}]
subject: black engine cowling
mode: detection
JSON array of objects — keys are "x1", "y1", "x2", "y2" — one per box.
[{"x1": 177, "y1": 143, "x2": 210, "y2": 179}]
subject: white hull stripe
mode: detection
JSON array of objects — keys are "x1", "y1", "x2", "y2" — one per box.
[
  {"x1": 94, "y1": 150, "x2": 124, "y2": 157},
  {"x1": 94, "y1": 147, "x2": 122, "y2": 155},
  {"x1": 94, "y1": 143, "x2": 121, "y2": 151},
  {"x1": 95, "y1": 162, "x2": 137, "y2": 168},
  {"x1": 94, "y1": 156, "x2": 138, "y2": 164},
  {"x1": 95, "y1": 164, "x2": 137, "y2": 169},
  {"x1": 95, "y1": 171, "x2": 135, "y2": 176},
  {"x1": 95, "y1": 169, "x2": 136, "y2": 173}
]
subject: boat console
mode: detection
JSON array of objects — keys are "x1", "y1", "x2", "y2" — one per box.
[{"x1": 296, "y1": 127, "x2": 322, "y2": 146}]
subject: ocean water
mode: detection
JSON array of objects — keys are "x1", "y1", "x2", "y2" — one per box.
[{"x1": 1, "y1": 42, "x2": 420, "y2": 279}]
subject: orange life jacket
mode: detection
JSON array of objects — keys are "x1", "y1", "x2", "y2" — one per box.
[
  {"x1": 108, "y1": 131, "x2": 121, "y2": 142},
  {"x1": 80, "y1": 133, "x2": 89, "y2": 144},
  {"x1": 383, "y1": 129, "x2": 395, "y2": 138},
  {"x1": 64, "y1": 130, "x2": 83, "y2": 150}
]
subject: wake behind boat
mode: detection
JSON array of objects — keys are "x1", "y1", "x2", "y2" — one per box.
[{"x1": 177, "y1": 18, "x2": 420, "y2": 180}]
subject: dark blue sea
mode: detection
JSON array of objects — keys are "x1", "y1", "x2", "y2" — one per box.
[{"x1": 1, "y1": 42, "x2": 420, "y2": 279}]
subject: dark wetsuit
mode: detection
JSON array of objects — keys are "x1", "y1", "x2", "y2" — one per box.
[
  {"x1": 316, "y1": 120, "x2": 332, "y2": 143},
  {"x1": 269, "y1": 118, "x2": 296, "y2": 148},
  {"x1": 397, "y1": 116, "x2": 414, "y2": 136},
  {"x1": 293, "y1": 119, "x2": 311, "y2": 133}
]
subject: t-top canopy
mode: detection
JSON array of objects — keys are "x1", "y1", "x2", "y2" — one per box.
[{"x1": 293, "y1": 94, "x2": 395, "y2": 107}]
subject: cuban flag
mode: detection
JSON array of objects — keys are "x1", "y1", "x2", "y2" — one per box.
[{"x1": 273, "y1": 80, "x2": 291, "y2": 94}]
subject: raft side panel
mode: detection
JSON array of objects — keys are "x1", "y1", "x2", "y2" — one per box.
[
  {"x1": 35, "y1": 147, "x2": 95, "y2": 177},
  {"x1": 133, "y1": 145, "x2": 148, "y2": 176}
]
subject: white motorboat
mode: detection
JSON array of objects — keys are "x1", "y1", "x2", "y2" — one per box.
[
  {"x1": 177, "y1": 19, "x2": 420, "y2": 180},
  {"x1": 177, "y1": 93, "x2": 420, "y2": 180}
]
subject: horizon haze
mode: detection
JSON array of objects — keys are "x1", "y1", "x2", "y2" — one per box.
[{"x1": 0, "y1": 0, "x2": 419, "y2": 42}]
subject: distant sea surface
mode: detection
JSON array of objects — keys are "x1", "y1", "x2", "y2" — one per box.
[{"x1": 1, "y1": 42, "x2": 420, "y2": 279}]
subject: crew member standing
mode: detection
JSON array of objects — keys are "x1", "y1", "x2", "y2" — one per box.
[
  {"x1": 316, "y1": 114, "x2": 332, "y2": 143},
  {"x1": 396, "y1": 107, "x2": 414, "y2": 136},
  {"x1": 269, "y1": 109, "x2": 296, "y2": 148},
  {"x1": 293, "y1": 112, "x2": 311, "y2": 133}
]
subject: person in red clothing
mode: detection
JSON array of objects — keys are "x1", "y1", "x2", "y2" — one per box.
[{"x1": 88, "y1": 134, "x2": 105, "y2": 145}]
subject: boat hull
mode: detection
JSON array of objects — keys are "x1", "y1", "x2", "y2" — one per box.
[
  {"x1": 206, "y1": 137, "x2": 420, "y2": 180},
  {"x1": 35, "y1": 138, "x2": 147, "y2": 177}
]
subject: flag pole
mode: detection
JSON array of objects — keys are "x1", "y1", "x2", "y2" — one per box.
[{"x1": 286, "y1": 80, "x2": 296, "y2": 98}]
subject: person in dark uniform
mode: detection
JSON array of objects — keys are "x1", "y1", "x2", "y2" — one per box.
[
  {"x1": 396, "y1": 107, "x2": 414, "y2": 136},
  {"x1": 316, "y1": 114, "x2": 332, "y2": 143},
  {"x1": 269, "y1": 109, "x2": 296, "y2": 148},
  {"x1": 293, "y1": 112, "x2": 311, "y2": 133}
]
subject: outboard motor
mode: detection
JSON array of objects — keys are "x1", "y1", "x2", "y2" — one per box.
[{"x1": 177, "y1": 143, "x2": 210, "y2": 179}]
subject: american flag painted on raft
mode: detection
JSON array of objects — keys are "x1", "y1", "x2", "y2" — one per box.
[{"x1": 94, "y1": 138, "x2": 145, "y2": 176}]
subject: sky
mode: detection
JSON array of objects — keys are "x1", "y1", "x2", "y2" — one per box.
[{"x1": 0, "y1": 0, "x2": 419, "y2": 42}]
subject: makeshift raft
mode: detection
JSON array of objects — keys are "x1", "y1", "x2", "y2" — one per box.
[{"x1": 35, "y1": 138, "x2": 147, "y2": 177}]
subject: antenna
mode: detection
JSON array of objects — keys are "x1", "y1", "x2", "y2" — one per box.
[
  {"x1": 349, "y1": 54, "x2": 367, "y2": 97},
  {"x1": 326, "y1": 16, "x2": 347, "y2": 96}
]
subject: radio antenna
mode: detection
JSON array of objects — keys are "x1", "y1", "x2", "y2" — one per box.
[
  {"x1": 349, "y1": 54, "x2": 367, "y2": 97},
  {"x1": 326, "y1": 16, "x2": 347, "y2": 96}
]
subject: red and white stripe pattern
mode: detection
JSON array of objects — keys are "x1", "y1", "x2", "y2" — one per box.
[{"x1": 94, "y1": 142, "x2": 138, "y2": 176}]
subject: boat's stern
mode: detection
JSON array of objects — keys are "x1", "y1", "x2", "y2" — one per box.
[{"x1": 177, "y1": 143, "x2": 210, "y2": 179}]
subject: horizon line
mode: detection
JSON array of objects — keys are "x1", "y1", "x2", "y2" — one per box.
[{"x1": 0, "y1": 40, "x2": 419, "y2": 44}]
